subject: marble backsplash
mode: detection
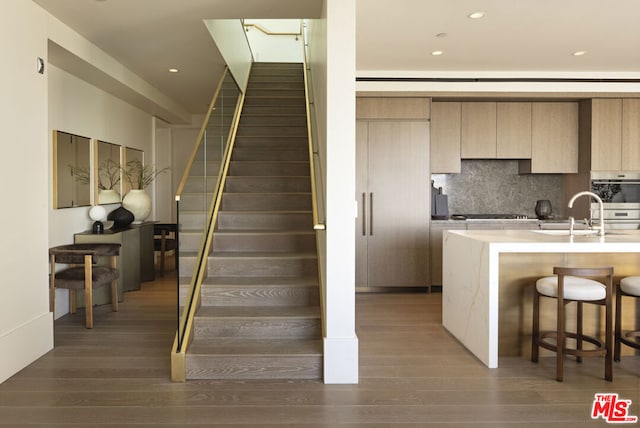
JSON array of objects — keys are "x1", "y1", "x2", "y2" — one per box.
[{"x1": 431, "y1": 160, "x2": 564, "y2": 218}]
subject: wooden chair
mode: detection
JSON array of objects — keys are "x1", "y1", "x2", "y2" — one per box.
[
  {"x1": 49, "y1": 243, "x2": 120, "y2": 329},
  {"x1": 614, "y1": 276, "x2": 640, "y2": 361},
  {"x1": 154, "y1": 223, "x2": 177, "y2": 276},
  {"x1": 531, "y1": 266, "x2": 613, "y2": 382}
]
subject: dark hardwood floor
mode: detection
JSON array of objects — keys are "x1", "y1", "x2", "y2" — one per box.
[{"x1": 1, "y1": 266, "x2": 639, "y2": 426}]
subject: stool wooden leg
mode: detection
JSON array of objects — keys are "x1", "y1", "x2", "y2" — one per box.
[
  {"x1": 532, "y1": 290, "x2": 540, "y2": 363},
  {"x1": 615, "y1": 286, "x2": 622, "y2": 362},
  {"x1": 556, "y1": 293, "x2": 565, "y2": 382},
  {"x1": 84, "y1": 255, "x2": 94, "y2": 329},
  {"x1": 110, "y1": 256, "x2": 119, "y2": 312},
  {"x1": 576, "y1": 301, "x2": 583, "y2": 364},
  {"x1": 605, "y1": 279, "x2": 613, "y2": 381}
]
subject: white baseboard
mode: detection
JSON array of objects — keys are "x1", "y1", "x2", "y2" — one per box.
[
  {"x1": 0, "y1": 312, "x2": 53, "y2": 384},
  {"x1": 323, "y1": 335, "x2": 359, "y2": 384}
]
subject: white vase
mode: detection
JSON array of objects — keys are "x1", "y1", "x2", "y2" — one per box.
[
  {"x1": 98, "y1": 189, "x2": 121, "y2": 204},
  {"x1": 122, "y1": 189, "x2": 151, "y2": 223}
]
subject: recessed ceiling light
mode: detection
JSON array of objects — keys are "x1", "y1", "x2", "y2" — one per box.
[
  {"x1": 468, "y1": 11, "x2": 485, "y2": 19},
  {"x1": 431, "y1": 51, "x2": 444, "y2": 56},
  {"x1": 435, "y1": 32, "x2": 448, "y2": 38},
  {"x1": 572, "y1": 51, "x2": 587, "y2": 56},
  {"x1": 169, "y1": 68, "x2": 179, "y2": 73}
]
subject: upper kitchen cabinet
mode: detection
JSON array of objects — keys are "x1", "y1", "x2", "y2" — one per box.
[
  {"x1": 622, "y1": 99, "x2": 640, "y2": 170},
  {"x1": 461, "y1": 102, "x2": 497, "y2": 158},
  {"x1": 586, "y1": 98, "x2": 640, "y2": 171},
  {"x1": 430, "y1": 101, "x2": 461, "y2": 173},
  {"x1": 519, "y1": 102, "x2": 579, "y2": 174},
  {"x1": 496, "y1": 102, "x2": 532, "y2": 159},
  {"x1": 356, "y1": 98, "x2": 430, "y2": 289}
]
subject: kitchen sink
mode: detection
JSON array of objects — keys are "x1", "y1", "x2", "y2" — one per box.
[{"x1": 533, "y1": 230, "x2": 598, "y2": 236}]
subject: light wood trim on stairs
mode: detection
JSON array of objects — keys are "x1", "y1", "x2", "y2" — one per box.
[{"x1": 171, "y1": 84, "x2": 247, "y2": 382}]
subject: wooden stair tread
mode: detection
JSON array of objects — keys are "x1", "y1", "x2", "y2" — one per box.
[
  {"x1": 203, "y1": 276, "x2": 318, "y2": 286},
  {"x1": 188, "y1": 339, "x2": 322, "y2": 356},
  {"x1": 210, "y1": 251, "x2": 317, "y2": 259},
  {"x1": 196, "y1": 305, "x2": 320, "y2": 318}
]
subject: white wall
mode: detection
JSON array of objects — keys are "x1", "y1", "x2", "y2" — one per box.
[
  {"x1": 48, "y1": 64, "x2": 154, "y2": 319},
  {"x1": 244, "y1": 19, "x2": 303, "y2": 63},
  {"x1": 0, "y1": 0, "x2": 52, "y2": 384},
  {"x1": 309, "y1": 0, "x2": 358, "y2": 384},
  {"x1": 205, "y1": 20, "x2": 253, "y2": 92}
]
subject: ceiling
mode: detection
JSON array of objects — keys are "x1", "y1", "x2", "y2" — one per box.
[{"x1": 33, "y1": 0, "x2": 640, "y2": 118}]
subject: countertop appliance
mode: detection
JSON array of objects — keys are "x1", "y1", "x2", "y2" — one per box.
[{"x1": 590, "y1": 172, "x2": 640, "y2": 229}]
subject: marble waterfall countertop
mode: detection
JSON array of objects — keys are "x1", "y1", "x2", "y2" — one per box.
[{"x1": 442, "y1": 229, "x2": 640, "y2": 369}]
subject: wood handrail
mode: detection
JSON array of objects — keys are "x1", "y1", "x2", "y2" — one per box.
[{"x1": 244, "y1": 23, "x2": 301, "y2": 37}]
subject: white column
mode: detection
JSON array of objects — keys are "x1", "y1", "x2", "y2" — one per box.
[{"x1": 323, "y1": 0, "x2": 358, "y2": 384}]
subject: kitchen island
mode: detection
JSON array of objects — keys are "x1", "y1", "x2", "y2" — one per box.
[{"x1": 442, "y1": 229, "x2": 640, "y2": 368}]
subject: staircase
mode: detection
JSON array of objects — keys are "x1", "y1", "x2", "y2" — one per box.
[{"x1": 182, "y1": 63, "x2": 323, "y2": 380}]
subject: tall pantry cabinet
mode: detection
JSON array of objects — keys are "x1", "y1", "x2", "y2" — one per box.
[{"x1": 355, "y1": 98, "x2": 430, "y2": 288}]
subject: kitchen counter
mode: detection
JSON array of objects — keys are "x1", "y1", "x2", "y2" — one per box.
[{"x1": 442, "y1": 229, "x2": 640, "y2": 368}]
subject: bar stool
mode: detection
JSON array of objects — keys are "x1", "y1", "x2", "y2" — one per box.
[
  {"x1": 614, "y1": 276, "x2": 640, "y2": 361},
  {"x1": 531, "y1": 266, "x2": 613, "y2": 382}
]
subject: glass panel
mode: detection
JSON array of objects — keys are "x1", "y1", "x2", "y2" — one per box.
[
  {"x1": 176, "y1": 70, "x2": 241, "y2": 349},
  {"x1": 96, "y1": 141, "x2": 122, "y2": 204},
  {"x1": 54, "y1": 130, "x2": 91, "y2": 208}
]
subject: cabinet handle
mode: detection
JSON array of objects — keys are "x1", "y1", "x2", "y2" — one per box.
[
  {"x1": 370, "y1": 192, "x2": 374, "y2": 236},
  {"x1": 362, "y1": 193, "x2": 366, "y2": 236}
]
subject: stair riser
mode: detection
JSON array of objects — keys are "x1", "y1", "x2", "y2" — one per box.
[
  {"x1": 194, "y1": 317, "x2": 321, "y2": 339},
  {"x1": 212, "y1": 232, "x2": 315, "y2": 252},
  {"x1": 179, "y1": 194, "x2": 214, "y2": 212},
  {"x1": 234, "y1": 136, "x2": 308, "y2": 149},
  {"x1": 247, "y1": 82, "x2": 305, "y2": 90},
  {"x1": 245, "y1": 89, "x2": 305, "y2": 98},
  {"x1": 241, "y1": 106, "x2": 306, "y2": 116},
  {"x1": 217, "y1": 212, "x2": 313, "y2": 231},
  {"x1": 188, "y1": 161, "x2": 223, "y2": 176},
  {"x1": 208, "y1": 257, "x2": 317, "y2": 277},
  {"x1": 201, "y1": 285, "x2": 319, "y2": 307},
  {"x1": 185, "y1": 355, "x2": 322, "y2": 380},
  {"x1": 232, "y1": 148, "x2": 308, "y2": 161},
  {"x1": 180, "y1": 212, "x2": 208, "y2": 230},
  {"x1": 221, "y1": 194, "x2": 311, "y2": 211},
  {"x1": 228, "y1": 161, "x2": 310, "y2": 176},
  {"x1": 243, "y1": 97, "x2": 305, "y2": 107},
  {"x1": 249, "y1": 74, "x2": 304, "y2": 82},
  {"x1": 225, "y1": 177, "x2": 310, "y2": 193},
  {"x1": 179, "y1": 232, "x2": 205, "y2": 252},
  {"x1": 236, "y1": 126, "x2": 307, "y2": 137},
  {"x1": 239, "y1": 115, "x2": 307, "y2": 126},
  {"x1": 250, "y1": 69, "x2": 303, "y2": 77},
  {"x1": 182, "y1": 177, "x2": 218, "y2": 193}
]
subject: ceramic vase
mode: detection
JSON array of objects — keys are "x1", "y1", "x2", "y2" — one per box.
[
  {"x1": 122, "y1": 189, "x2": 151, "y2": 223},
  {"x1": 98, "y1": 189, "x2": 121, "y2": 204}
]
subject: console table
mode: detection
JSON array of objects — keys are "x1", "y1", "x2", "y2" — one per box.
[{"x1": 74, "y1": 222, "x2": 154, "y2": 307}]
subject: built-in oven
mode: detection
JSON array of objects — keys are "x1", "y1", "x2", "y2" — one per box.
[{"x1": 590, "y1": 172, "x2": 640, "y2": 229}]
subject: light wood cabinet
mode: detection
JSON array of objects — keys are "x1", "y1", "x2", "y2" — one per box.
[
  {"x1": 461, "y1": 102, "x2": 497, "y2": 158},
  {"x1": 520, "y1": 102, "x2": 578, "y2": 173},
  {"x1": 622, "y1": 99, "x2": 640, "y2": 171},
  {"x1": 356, "y1": 103, "x2": 430, "y2": 288},
  {"x1": 589, "y1": 98, "x2": 640, "y2": 171},
  {"x1": 590, "y1": 99, "x2": 623, "y2": 171},
  {"x1": 497, "y1": 102, "x2": 532, "y2": 158},
  {"x1": 430, "y1": 102, "x2": 461, "y2": 173}
]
